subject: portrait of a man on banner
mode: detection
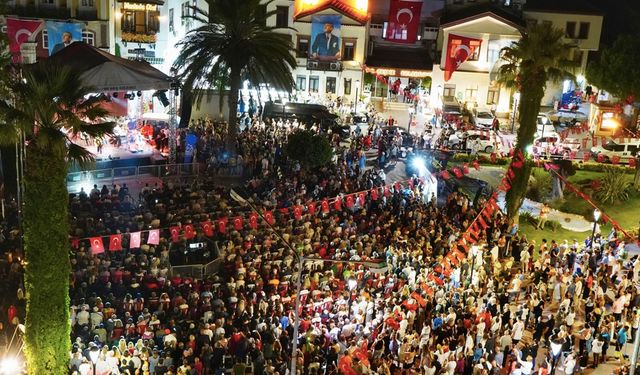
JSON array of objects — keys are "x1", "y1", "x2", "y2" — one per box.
[
  {"x1": 45, "y1": 21, "x2": 83, "y2": 56},
  {"x1": 310, "y1": 15, "x2": 341, "y2": 61}
]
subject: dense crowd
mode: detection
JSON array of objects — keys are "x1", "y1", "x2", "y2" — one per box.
[{"x1": 0, "y1": 115, "x2": 637, "y2": 375}]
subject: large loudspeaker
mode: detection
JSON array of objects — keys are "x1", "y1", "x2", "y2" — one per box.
[
  {"x1": 154, "y1": 90, "x2": 170, "y2": 107},
  {"x1": 179, "y1": 91, "x2": 193, "y2": 128}
]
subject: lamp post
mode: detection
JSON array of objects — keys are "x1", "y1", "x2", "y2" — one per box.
[
  {"x1": 549, "y1": 338, "x2": 562, "y2": 374},
  {"x1": 468, "y1": 245, "x2": 479, "y2": 289},
  {"x1": 89, "y1": 345, "x2": 99, "y2": 375},
  {"x1": 347, "y1": 277, "x2": 357, "y2": 317},
  {"x1": 590, "y1": 209, "x2": 601, "y2": 250},
  {"x1": 354, "y1": 80, "x2": 360, "y2": 113},
  {"x1": 407, "y1": 106, "x2": 415, "y2": 133},
  {"x1": 630, "y1": 313, "x2": 640, "y2": 375},
  {"x1": 511, "y1": 92, "x2": 520, "y2": 133}
]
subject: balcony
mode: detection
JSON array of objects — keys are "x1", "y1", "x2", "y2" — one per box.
[
  {"x1": 8, "y1": 5, "x2": 71, "y2": 19},
  {"x1": 306, "y1": 60, "x2": 342, "y2": 71},
  {"x1": 76, "y1": 7, "x2": 98, "y2": 21}
]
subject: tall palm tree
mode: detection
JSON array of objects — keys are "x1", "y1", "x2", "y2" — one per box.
[
  {"x1": 497, "y1": 22, "x2": 575, "y2": 221},
  {"x1": 0, "y1": 63, "x2": 114, "y2": 374},
  {"x1": 173, "y1": 0, "x2": 297, "y2": 144}
]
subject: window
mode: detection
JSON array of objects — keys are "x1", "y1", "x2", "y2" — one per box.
[
  {"x1": 525, "y1": 19, "x2": 537, "y2": 28},
  {"x1": 82, "y1": 30, "x2": 95, "y2": 45},
  {"x1": 309, "y1": 75, "x2": 319, "y2": 92},
  {"x1": 275, "y1": 6, "x2": 288, "y2": 28},
  {"x1": 487, "y1": 87, "x2": 500, "y2": 104},
  {"x1": 542, "y1": 20, "x2": 552, "y2": 28},
  {"x1": 326, "y1": 77, "x2": 336, "y2": 94},
  {"x1": 344, "y1": 78, "x2": 352, "y2": 95},
  {"x1": 42, "y1": 30, "x2": 48, "y2": 49},
  {"x1": 40, "y1": 0, "x2": 54, "y2": 5},
  {"x1": 566, "y1": 21, "x2": 576, "y2": 38},
  {"x1": 443, "y1": 84, "x2": 456, "y2": 98},
  {"x1": 465, "y1": 88, "x2": 478, "y2": 102},
  {"x1": 449, "y1": 38, "x2": 481, "y2": 61},
  {"x1": 296, "y1": 75, "x2": 306, "y2": 91},
  {"x1": 181, "y1": 1, "x2": 190, "y2": 20},
  {"x1": 169, "y1": 8, "x2": 174, "y2": 32},
  {"x1": 81, "y1": 0, "x2": 94, "y2": 6},
  {"x1": 296, "y1": 35, "x2": 309, "y2": 58},
  {"x1": 578, "y1": 22, "x2": 590, "y2": 39},
  {"x1": 122, "y1": 9, "x2": 160, "y2": 34},
  {"x1": 342, "y1": 40, "x2": 356, "y2": 61}
]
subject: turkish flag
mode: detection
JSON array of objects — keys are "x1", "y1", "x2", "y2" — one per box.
[
  {"x1": 384, "y1": 185, "x2": 391, "y2": 197},
  {"x1": 201, "y1": 221, "x2": 214, "y2": 237},
  {"x1": 233, "y1": 216, "x2": 243, "y2": 230},
  {"x1": 453, "y1": 167, "x2": 463, "y2": 179},
  {"x1": 293, "y1": 205, "x2": 303, "y2": 220},
  {"x1": 308, "y1": 202, "x2": 316, "y2": 216},
  {"x1": 264, "y1": 210, "x2": 275, "y2": 225},
  {"x1": 345, "y1": 195, "x2": 354, "y2": 209},
  {"x1": 217, "y1": 217, "x2": 228, "y2": 233},
  {"x1": 630, "y1": 157, "x2": 637, "y2": 168},
  {"x1": 71, "y1": 237, "x2": 80, "y2": 249},
  {"x1": 6, "y1": 18, "x2": 44, "y2": 61},
  {"x1": 385, "y1": 0, "x2": 422, "y2": 43},
  {"x1": 440, "y1": 170, "x2": 450, "y2": 180},
  {"x1": 371, "y1": 188, "x2": 378, "y2": 201},
  {"x1": 444, "y1": 34, "x2": 482, "y2": 81},
  {"x1": 129, "y1": 232, "x2": 141, "y2": 249},
  {"x1": 147, "y1": 229, "x2": 160, "y2": 245},
  {"x1": 321, "y1": 199, "x2": 330, "y2": 213},
  {"x1": 358, "y1": 192, "x2": 366, "y2": 206},
  {"x1": 90, "y1": 237, "x2": 104, "y2": 255},
  {"x1": 612, "y1": 155, "x2": 620, "y2": 165},
  {"x1": 169, "y1": 226, "x2": 181, "y2": 243},
  {"x1": 394, "y1": 182, "x2": 401, "y2": 192},
  {"x1": 184, "y1": 224, "x2": 195, "y2": 239},
  {"x1": 334, "y1": 197, "x2": 342, "y2": 211},
  {"x1": 108, "y1": 234, "x2": 122, "y2": 251},
  {"x1": 249, "y1": 213, "x2": 258, "y2": 229},
  {"x1": 462, "y1": 163, "x2": 470, "y2": 175},
  {"x1": 472, "y1": 159, "x2": 480, "y2": 170}
]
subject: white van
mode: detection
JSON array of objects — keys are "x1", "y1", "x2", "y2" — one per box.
[{"x1": 591, "y1": 140, "x2": 640, "y2": 163}]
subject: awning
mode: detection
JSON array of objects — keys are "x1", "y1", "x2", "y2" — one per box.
[{"x1": 365, "y1": 46, "x2": 433, "y2": 77}]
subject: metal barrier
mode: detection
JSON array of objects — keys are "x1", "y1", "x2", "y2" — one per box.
[{"x1": 169, "y1": 258, "x2": 223, "y2": 279}]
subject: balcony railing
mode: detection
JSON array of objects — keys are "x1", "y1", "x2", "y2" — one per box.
[{"x1": 8, "y1": 5, "x2": 71, "y2": 19}]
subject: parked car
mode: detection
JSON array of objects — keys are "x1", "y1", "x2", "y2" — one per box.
[
  {"x1": 591, "y1": 140, "x2": 640, "y2": 163},
  {"x1": 262, "y1": 101, "x2": 350, "y2": 138},
  {"x1": 546, "y1": 109, "x2": 588, "y2": 126},
  {"x1": 532, "y1": 132, "x2": 581, "y2": 158},
  {"x1": 473, "y1": 110, "x2": 498, "y2": 130},
  {"x1": 449, "y1": 130, "x2": 506, "y2": 153}
]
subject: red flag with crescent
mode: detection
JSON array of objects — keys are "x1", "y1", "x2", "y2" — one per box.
[
  {"x1": 184, "y1": 224, "x2": 195, "y2": 239},
  {"x1": 444, "y1": 33, "x2": 482, "y2": 81},
  {"x1": 307, "y1": 201, "x2": 316, "y2": 216},
  {"x1": 345, "y1": 195, "x2": 354, "y2": 209},
  {"x1": 472, "y1": 159, "x2": 480, "y2": 170},
  {"x1": 169, "y1": 226, "x2": 181, "y2": 243},
  {"x1": 462, "y1": 163, "x2": 470, "y2": 175},
  {"x1": 630, "y1": 157, "x2": 637, "y2": 168},
  {"x1": 371, "y1": 188, "x2": 378, "y2": 201},
  {"x1": 385, "y1": 0, "x2": 423, "y2": 44},
  {"x1": 249, "y1": 213, "x2": 258, "y2": 229},
  {"x1": 358, "y1": 192, "x2": 366, "y2": 205},
  {"x1": 394, "y1": 181, "x2": 401, "y2": 191},
  {"x1": 147, "y1": 229, "x2": 160, "y2": 245},
  {"x1": 109, "y1": 234, "x2": 122, "y2": 251},
  {"x1": 321, "y1": 199, "x2": 330, "y2": 213},
  {"x1": 90, "y1": 237, "x2": 105, "y2": 255},
  {"x1": 71, "y1": 237, "x2": 80, "y2": 249},
  {"x1": 129, "y1": 232, "x2": 141, "y2": 249},
  {"x1": 201, "y1": 221, "x2": 214, "y2": 237},
  {"x1": 6, "y1": 18, "x2": 44, "y2": 62},
  {"x1": 453, "y1": 167, "x2": 463, "y2": 179},
  {"x1": 384, "y1": 185, "x2": 391, "y2": 197},
  {"x1": 264, "y1": 210, "x2": 275, "y2": 225},
  {"x1": 334, "y1": 197, "x2": 342, "y2": 211},
  {"x1": 234, "y1": 216, "x2": 243, "y2": 230},
  {"x1": 440, "y1": 170, "x2": 450, "y2": 180},
  {"x1": 293, "y1": 205, "x2": 303, "y2": 220},
  {"x1": 217, "y1": 217, "x2": 228, "y2": 233}
]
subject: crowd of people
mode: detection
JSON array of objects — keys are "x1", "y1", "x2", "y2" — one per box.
[{"x1": 0, "y1": 110, "x2": 638, "y2": 375}]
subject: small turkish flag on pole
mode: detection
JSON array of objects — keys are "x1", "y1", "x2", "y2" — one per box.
[
  {"x1": 147, "y1": 229, "x2": 160, "y2": 245},
  {"x1": 201, "y1": 221, "x2": 214, "y2": 237},
  {"x1": 249, "y1": 213, "x2": 258, "y2": 229},
  {"x1": 444, "y1": 33, "x2": 482, "y2": 81},
  {"x1": 184, "y1": 224, "x2": 195, "y2": 239},
  {"x1": 129, "y1": 232, "x2": 141, "y2": 249},
  {"x1": 234, "y1": 216, "x2": 243, "y2": 230},
  {"x1": 109, "y1": 234, "x2": 123, "y2": 251},
  {"x1": 217, "y1": 217, "x2": 228, "y2": 233},
  {"x1": 90, "y1": 237, "x2": 104, "y2": 255},
  {"x1": 169, "y1": 226, "x2": 181, "y2": 243}
]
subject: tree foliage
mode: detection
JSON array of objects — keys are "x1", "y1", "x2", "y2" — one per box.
[
  {"x1": 586, "y1": 35, "x2": 640, "y2": 99},
  {"x1": 173, "y1": 0, "x2": 296, "y2": 136},
  {"x1": 0, "y1": 63, "x2": 114, "y2": 374},
  {"x1": 497, "y1": 23, "x2": 576, "y2": 221},
  {"x1": 285, "y1": 130, "x2": 333, "y2": 168}
]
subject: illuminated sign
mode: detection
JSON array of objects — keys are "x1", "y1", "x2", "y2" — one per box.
[
  {"x1": 122, "y1": 3, "x2": 158, "y2": 11},
  {"x1": 399, "y1": 70, "x2": 430, "y2": 78},
  {"x1": 365, "y1": 67, "x2": 431, "y2": 78}
]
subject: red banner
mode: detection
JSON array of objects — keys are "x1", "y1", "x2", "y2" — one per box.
[
  {"x1": 249, "y1": 213, "x2": 258, "y2": 229},
  {"x1": 90, "y1": 237, "x2": 104, "y2": 255},
  {"x1": 385, "y1": 0, "x2": 423, "y2": 44},
  {"x1": 109, "y1": 234, "x2": 122, "y2": 251},
  {"x1": 444, "y1": 34, "x2": 482, "y2": 82},
  {"x1": 201, "y1": 221, "x2": 214, "y2": 237},
  {"x1": 234, "y1": 216, "x2": 243, "y2": 231},
  {"x1": 6, "y1": 18, "x2": 44, "y2": 62},
  {"x1": 169, "y1": 226, "x2": 181, "y2": 243},
  {"x1": 184, "y1": 224, "x2": 195, "y2": 239}
]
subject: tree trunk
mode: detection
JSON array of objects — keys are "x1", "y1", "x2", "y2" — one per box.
[
  {"x1": 635, "y1": 158, "x2": 640, "y2": 188},
  {"x1": 226, "y1": 70, "x2": 242, "y2": 152},
  {"x1": 23, "y1": 146, "x2": 71, "y2": 375},
  {"x1": 505, "y1": 81, "x2": 545, "y2": 221}
]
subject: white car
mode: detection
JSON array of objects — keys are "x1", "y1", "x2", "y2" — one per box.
[
  {"x1": 591, "y1": 140, "x2": 640, "y2": 163},
  {"x1": 546, "y1": 109, "x2": 588, "y2": 125},
  {"x1": 449, "y1": 130, "x2": 506, "y2": 153},
  {"x1": 473, "y1": 111, "x2": 498, "y2": 130}
]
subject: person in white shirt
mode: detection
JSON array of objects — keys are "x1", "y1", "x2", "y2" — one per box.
[
  {"x1": 512, "y1": 319, "x2": 525, "y2": 344},
  {"x1": 516, "y1": 351, "x2": 534, "y2": 375},
  {"x1": 592, "y1": 335, "x2": 604, "y2": 366},
  {"x1": 563, "y1": 352, "x2": 577, "y2": 375}
]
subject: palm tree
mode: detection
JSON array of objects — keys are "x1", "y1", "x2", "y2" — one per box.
[
  {"x1": 0, "y1": 63, "x2": 114, "y2": 374},
  {"x1": 173, "y1": 0, "x2": 297, "y2": 144},
  {"x1": 497, "y1": 22, "x2": 575, "y2": 221}
]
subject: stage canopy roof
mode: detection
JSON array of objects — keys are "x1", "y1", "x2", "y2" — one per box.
[{"x1": 43, "y1": 42, "x2": 172, "y2": 92}]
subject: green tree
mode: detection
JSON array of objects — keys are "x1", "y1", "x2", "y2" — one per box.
[
  {"x1": 0, "y1": 64, "x2": 114, "y2": 374},
  {"x1": 173, "y1": 0, "x2": 296, "y2": 143},
  {"x1": 285, "y1": 130, "x2": 333, "y2": 168},
  {"x1": 586, "y1": 35, "x2": 640, "y2": 100},
  {"x1": 498, "y1": 23, "x2": 575, "y2": 221}
]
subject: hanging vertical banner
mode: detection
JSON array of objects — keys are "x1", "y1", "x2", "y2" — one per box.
[
  {"x1": 309, "y1": 15, "x2": 342, "y2": 61},
  {"x1": 184, "y1": 224, "x2": 195, "y2": 239},
  {"x1": 147, "y1": 229, "x2": 160, "y2": 245},
  {"x1": 129, "y1": 232, "x2": 141, "y2": 249},
  {"x1": 45, "y1": 21, "x2": 83, "y2": 55},
  {"x1": 90, "y1": 237, "x2": 105, "y2": 255},
  {"x1": 201, "y1": 221, "x2": 214, "y2": 237},
  {"x1": 385, "y1": 0, "x2": 423, "y2": 43},
  {"x1": 444, "y1": 34, "x2": 482, "y2": 81},
  {"x1": 109, "y1": 234, "x2": 123, "y2": 251},
  {"x1": 6, "y1": 18, "x2": 44, "y2": 63},
  {"x1": 249, "y1": 213, "x2": 258, "y2": 229},
  {"x1": 183, "y1": 133, "x2": 198, "y2": 164}
]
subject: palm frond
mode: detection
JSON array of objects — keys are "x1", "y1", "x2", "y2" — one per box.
[{"x1": 67, "y1": 141, "x2": 96, "y2": 169}]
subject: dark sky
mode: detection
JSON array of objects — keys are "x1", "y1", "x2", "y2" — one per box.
[{"x1": 569, "y1": 0, "x2": 640, "y2": 45}]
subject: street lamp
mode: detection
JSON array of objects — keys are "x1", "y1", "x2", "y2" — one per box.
[
  {"x1": 590, "y1": 209, "x2": 601, "y2": 250},
  {"x1": 549, "y1": 338, "x2": 562, "y2": 374},
  {"x1": 468, "y1": 245, "x2": 479, "y2": 289},
  {"x1": 511, "y1": 92, "x2": 520, "y2": 133},
  {"x1": 89, "y1": 345, "x2": 99, "y2": 375}
]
